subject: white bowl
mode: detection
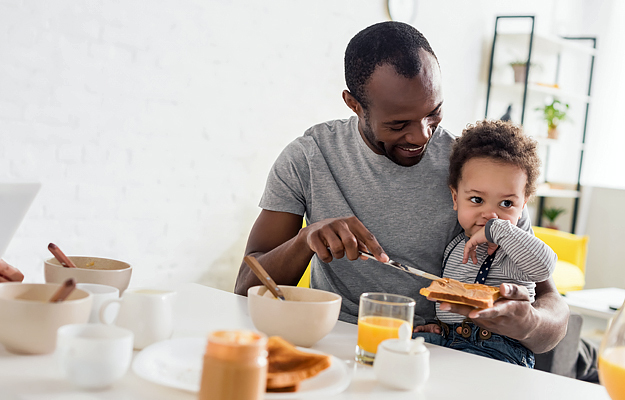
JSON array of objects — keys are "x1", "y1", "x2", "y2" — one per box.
[
  {"x1": 0, "y1": 283, "x2": 92, "y2": 354},
  {"x1": 247, "y1": 285, "x2": 342, "y2": 347},
  {"x1": 44, "y1": 256, "x2": 132, "y2": 295}
]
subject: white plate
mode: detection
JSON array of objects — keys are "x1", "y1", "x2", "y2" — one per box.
[{"x1": 132, "y1": 337, "x2": 352, "y2": 399}]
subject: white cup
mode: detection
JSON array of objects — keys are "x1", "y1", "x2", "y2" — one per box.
[
  {"x1": 76, "y1": 283, "x2": 119, "y2": 324},
  {"x1": 100, "y1": 288, "x2": 176, "y2": 350},
  {"x1": 56, "y1": 323, "x2": 133, "y2": 390}
]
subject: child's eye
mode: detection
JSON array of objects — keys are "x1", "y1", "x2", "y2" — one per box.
[
  {"x1": 499, "y1": 200, "x2": 513, "y2": 208},
  {"x1": 470, "y1": 197, "x2": 483, "y2": 204}
]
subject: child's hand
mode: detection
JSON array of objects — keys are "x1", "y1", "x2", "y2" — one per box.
[
  {"x1": 463, "y1": 226, "x2": 498, "y2": 264},
  {"x1": 413, "y1": 323, "x2": 441, "y2": 334}
]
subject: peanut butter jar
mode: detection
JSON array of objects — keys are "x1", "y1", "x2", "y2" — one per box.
[{"x1": 198, "y1": 330, "x2": 268, "y2": 400}]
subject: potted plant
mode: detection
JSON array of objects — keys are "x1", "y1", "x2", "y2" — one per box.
[
  {"x1": 536, "y1": 98, "x2": 570, "y2": 139},
  {"x1": 542, "y1": 207, "x2": 566, "y2": 230},
  {"x1": 509, "y1": 60, "x2": 529, "y2": 83}
]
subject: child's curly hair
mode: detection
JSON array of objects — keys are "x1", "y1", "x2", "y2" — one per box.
[{"x1": 448, "y1": 120, "x2": 540, "y2": 199}]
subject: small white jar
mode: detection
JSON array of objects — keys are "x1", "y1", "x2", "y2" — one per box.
[{"x1": 373, "y1": 322, "x2": 430, "y2": 391}]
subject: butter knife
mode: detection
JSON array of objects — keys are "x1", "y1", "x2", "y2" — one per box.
[{"x1": 359, "y1": 251, "x2": 442, "y2": 281}]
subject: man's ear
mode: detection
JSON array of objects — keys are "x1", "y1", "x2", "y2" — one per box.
[
  {"x1": 342, "y1": 90, "x2": 362, "y2": 115},
  {"x1": 450, "y1": 186, "x2": 458, "y2": 211}
]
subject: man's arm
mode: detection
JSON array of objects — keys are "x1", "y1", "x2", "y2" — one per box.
[
  {"x1": 234, "y1": 210, "x2": 312, "y2": 295},
  {"x1": 234, "y1": 210, "x2": 388, "y2": 296},
  {"x1": 440, "y1": 278, "x2": 568, "y2": 354}
]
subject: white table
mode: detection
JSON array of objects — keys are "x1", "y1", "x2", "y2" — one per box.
[
  {"x1": 564, "y1": 287, "x2": 625, "y2": 320},
  {"x1": 0, "y1": 283, "x2": 610, "y2": 399},
  {"x1": 564, "y1": 287, "x2": 625, "y2": 346}
]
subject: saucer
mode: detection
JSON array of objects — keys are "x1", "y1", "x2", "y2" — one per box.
[{"x1": 132, "y1": 337, "x2": 351, "y2": 398}]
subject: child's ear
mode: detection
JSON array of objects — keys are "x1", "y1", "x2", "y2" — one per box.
[{"x1": 450, "y1": 186, "x2": 458, "y2": 211}]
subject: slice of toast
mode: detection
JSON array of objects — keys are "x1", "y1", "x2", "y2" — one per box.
[
  {"x1": 266, "y1": 336, "x2": 332, "y2": 391},
  {"x1": 420, "y1": 278, "x2": 501, "y2": 309}
]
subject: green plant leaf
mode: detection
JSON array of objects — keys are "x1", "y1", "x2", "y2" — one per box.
[
  {"x1": 542, "y1": 207, "x2": 566, "y2": 222},
  {"x1": 536, "y1": 98, "x2": 569, "y2": 128}
]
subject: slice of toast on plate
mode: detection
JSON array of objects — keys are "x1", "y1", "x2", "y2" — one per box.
[
  {"x1": 420, "y1": 277, "x2": 501, "y2": 309},
  {"x1": 266, "y1": 336, "x2": 332, "y2": 392}
]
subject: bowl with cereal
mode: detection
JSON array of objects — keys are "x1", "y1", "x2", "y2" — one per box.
[{"x1": 44, "y1": 256, "x2": 132, "y2": 295}]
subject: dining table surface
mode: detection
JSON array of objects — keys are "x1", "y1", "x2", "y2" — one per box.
[{"x1": 0, "y1": 282, "x2": 611, "y2": 400}]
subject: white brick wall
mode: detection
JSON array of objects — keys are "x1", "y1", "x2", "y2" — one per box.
[
  {"x1": 0, "y1": 0, "x2": 382, "y2": 290},
  {"x1": 2, "y1": 0, "x2": 594, "y2": 292}
]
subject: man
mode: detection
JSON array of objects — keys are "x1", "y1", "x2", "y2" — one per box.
[{"x1": 235, "y1": 21, "x2": 568, "y2": 354}]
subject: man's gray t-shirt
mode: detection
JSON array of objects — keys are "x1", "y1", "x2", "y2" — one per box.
[{"x1": 259, "y1": 116, "x2": 461, "y2": 325}]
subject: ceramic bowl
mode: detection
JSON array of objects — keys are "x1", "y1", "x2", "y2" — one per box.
[
  {"x1": 247, "y1": 285, "x2": 342, "y2": 347},
  {"x1": 0, "y1": 283, "x2": 92, "y2": 354},
  {"x1": 44, "y1": 256, "x2": 132, "y2": 295}
]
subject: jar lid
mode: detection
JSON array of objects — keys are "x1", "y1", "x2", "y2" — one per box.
[
  {"x1": 206, "y1": 330, "x2": 268, "y2": 361},
  {"x1": 380, "y1": 323, "x2": 427, "y2": 354}
]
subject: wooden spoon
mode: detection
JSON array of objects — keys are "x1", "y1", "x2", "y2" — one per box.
[
  {"x1": 49, "y1": 278, "x2": 77, "y2": 303},
  {"x1": 48, "y1": 243, "x2": 77, "y2": 268},
  {"x1": 243, "y1": 256, "x2": 286, "y2": 301}
]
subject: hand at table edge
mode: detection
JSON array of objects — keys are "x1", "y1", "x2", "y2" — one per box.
[
  {"x1": 438, "y1": 279, "x2": 568, "y2": 354},
  {"x1": 0, "y1": 259, "x2": 24, "y2": 283}
]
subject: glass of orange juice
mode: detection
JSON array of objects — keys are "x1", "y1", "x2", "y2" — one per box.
[
  {"x1": 599, "y1": 298, "x2": 625, "y2": 400},
  {"x1": 355, "y1": 293, "x2": 415, "y2": 365}
]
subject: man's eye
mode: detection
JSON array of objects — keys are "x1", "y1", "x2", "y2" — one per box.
[
  {"x1": 429, "y1": 111, "x2": 442, "y2": 119},
  {"x1": 470, "y1": 197, "x2": 482, "y2": 204},
  {"x1": 500, "y1": 200, "x2": 513, "y2": 208},
  {"x1": 389, "y1": 125, "x2": 405, "y2": 132}
]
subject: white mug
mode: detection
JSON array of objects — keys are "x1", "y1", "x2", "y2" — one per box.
[
  {"x1": 100, "y1": 288, "x2": 176, "y2": 350},
  {"x1": 56, "y1": 323, "x2": 133, "y2": 390},
  {"x1": 76, "y1": 283, "x2": 119, "y2": 324}
]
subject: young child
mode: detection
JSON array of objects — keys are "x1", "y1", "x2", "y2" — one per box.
[{"x1": 414, "y1": 119, "x2": 556, "y2": 368}]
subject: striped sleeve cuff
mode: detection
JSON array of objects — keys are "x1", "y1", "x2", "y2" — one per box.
[{"x1": 485, "y1": 218, "x2": 497, "y2": 242}]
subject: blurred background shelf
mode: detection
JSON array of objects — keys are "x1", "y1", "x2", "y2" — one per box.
[
  {"x1": 535, "y1": 188, "x2": 580, "y2": 198},
  {"x1": 484, "y1": 15, "x2": 596, "y2": 233},
  {"x1": 490, "y1": 83, "x2": 591, "y2": 103},
  {"x1": 497, "y1": 32, "x2": 597, "y2": 56}
]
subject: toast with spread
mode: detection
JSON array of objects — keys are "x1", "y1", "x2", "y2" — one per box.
[
  {"x1": 420, "y1": 277, "x2": 501, "y2": 309},
  {"x1": 266, "y1": 336, "x2": 332, "y2": 392}
]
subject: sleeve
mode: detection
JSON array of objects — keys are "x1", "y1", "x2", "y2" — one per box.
[
  {"x1": 258, "y1": 139, "x2": 310, "y2": 216},
  {"x1": 485, "y1": 218, "x2": 556, "y2": 282},
  {"x1": 516, "y1": 206, "x2": 533, "y2": 234}
]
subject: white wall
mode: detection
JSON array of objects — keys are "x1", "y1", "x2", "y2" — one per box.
[
  {"x1": 581, "y1": 187, "x2": 625, "y2": 289},
  {"x1": 1, "y1": 0, "x2": 383, "y2": 289},
  {"x1": 3, "y1": 0, "x2": 617, "y2": 292}
]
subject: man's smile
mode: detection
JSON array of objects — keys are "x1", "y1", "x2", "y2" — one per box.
[{"x1": 396, "y1": 144, "x2": 426, "y2": 158}]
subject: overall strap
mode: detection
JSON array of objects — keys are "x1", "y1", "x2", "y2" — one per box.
[
  {"x1": 474, "y1": 247, "x2": 499, "y2": 284},
  {"x1": 441, "y1": 236, "x2": 464, "y2": 275}
]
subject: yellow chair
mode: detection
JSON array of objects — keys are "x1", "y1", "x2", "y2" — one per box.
[
  {"x1": 533, "y1": 226, "x2": 589, "y2": 294},
  {"x1": 297, "y1": 263, "x2": 311, "y2": 288},
  {"x1": 297, "y1": 219, "x2": 311, "y2": 288}
]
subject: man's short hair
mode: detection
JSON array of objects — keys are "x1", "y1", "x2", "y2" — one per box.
[
  {"x1": 344, "y1": 21, "x2": 437, "y2": 109},
  {"x1": 448, "y1": 120, "x2": 541, "y2": 199}
]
